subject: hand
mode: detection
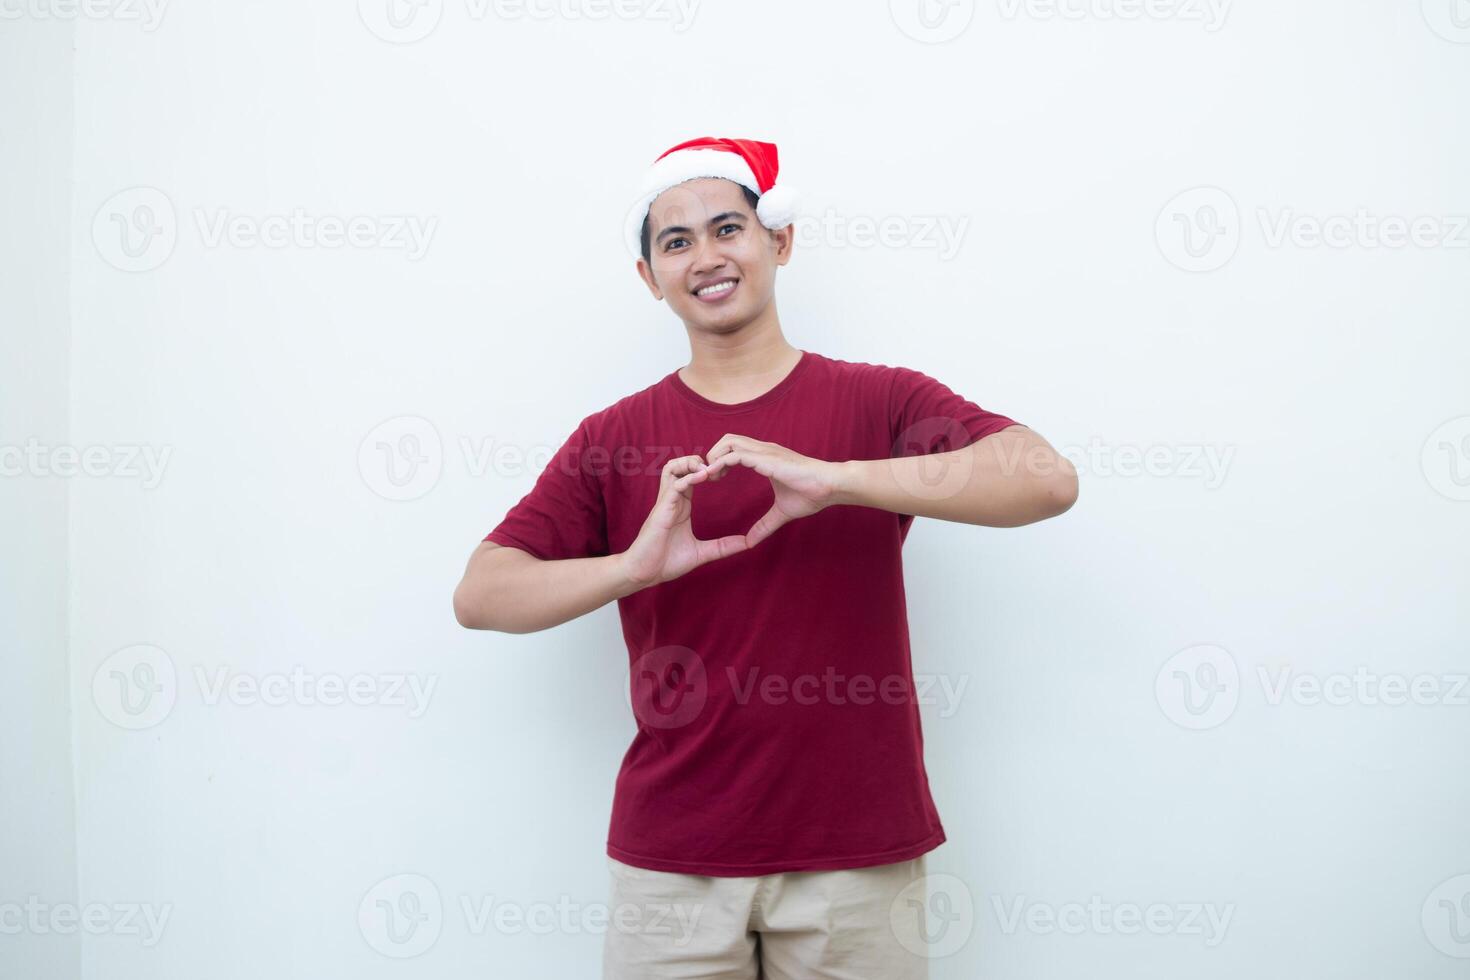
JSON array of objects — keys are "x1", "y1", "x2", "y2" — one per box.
[
  {"x1": 617, "y1": 454, "x2": 752, "y2": 593},
  {"x1": 702, "y1": 434, "x2": 844, "y2": 547}
]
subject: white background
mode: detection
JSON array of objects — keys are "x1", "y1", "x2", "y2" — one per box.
[{"x1": 4, "y1": 0, "x2": 1469, "y2": 977}]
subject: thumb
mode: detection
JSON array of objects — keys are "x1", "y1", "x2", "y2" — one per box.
[{"x1": 744, "y1": 504, "x2": 791, "y2": 549}]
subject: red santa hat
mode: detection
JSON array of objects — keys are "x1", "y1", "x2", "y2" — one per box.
[{"x1": 625, "y1": 136, "x2": 800, "y2": 259}]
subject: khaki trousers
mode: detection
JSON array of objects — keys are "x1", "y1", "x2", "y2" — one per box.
[{"x1": 601, "y1": 853, "x2": 931, "y2": 979}]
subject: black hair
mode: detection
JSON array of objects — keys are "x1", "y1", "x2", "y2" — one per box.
[{"x1": 641, "y1": 183, "x2": 763, "y2": 264}]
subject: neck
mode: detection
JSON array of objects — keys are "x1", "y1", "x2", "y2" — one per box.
[{"x1": 679, "y1": 306, "x2": 800, "y2": 401}]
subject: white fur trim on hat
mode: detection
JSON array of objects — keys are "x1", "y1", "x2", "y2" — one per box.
[{"x1": 625, "y1": 148, "x2": 800, "y2": 259}]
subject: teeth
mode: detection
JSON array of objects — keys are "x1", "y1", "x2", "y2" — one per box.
[{"x1": 696, "y1": 280, "x2": 736, "y2": 297}]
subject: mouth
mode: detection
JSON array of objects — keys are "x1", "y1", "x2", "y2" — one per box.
[{"x1": 691, "y1": 277, "x2": 739, "y2": 304}]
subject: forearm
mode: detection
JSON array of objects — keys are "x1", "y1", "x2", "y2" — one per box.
[
  {"x1": 454, "y1": 546, "x2": 641, "y2": 634},
  {"x1": 832, "y1": 427, "x2": 1078, "y2": 528}
]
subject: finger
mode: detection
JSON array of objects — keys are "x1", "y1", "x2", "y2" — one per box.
[
  {"x1": 661, "y1": 454, "x2": 707, "y2": 492},
  {"x1": 694, "y1": 533, "x2": 750, "y2": 565},
  {"x1": 704, "y1": 437, "x2": 747, "y2": 476},
  {"x1": 672, "y1": 465, "x2": 712, "y2": 494},
  {"x1": 744, "y1": 504, "x2": 790, "y2": 548},
  {"x1": 704, "y1": 450, "x2": 748, "y2": 480},
  {"x1": 706, "y1": 435, "x2": 739, "y2": 461}
]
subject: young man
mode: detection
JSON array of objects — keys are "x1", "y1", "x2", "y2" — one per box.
[{"x1": 454, "y1": 136, "x2": 1078, "y2": 979}]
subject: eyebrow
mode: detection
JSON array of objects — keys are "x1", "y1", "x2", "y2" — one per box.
[{"x1": 654, "y1": 210, "x2": 747, "y2": 245}]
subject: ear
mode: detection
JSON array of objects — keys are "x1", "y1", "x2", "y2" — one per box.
[
  {"x1": 771, "y1": 223, "x2": 794, "y2": 267},
  {"x1": 635, "y1": 257, "x2": 664, "y2": 300}
]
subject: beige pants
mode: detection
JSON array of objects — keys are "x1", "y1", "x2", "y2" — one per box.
[{"x1": 601, "y1": 853, "x2": 931, "y2": 979}]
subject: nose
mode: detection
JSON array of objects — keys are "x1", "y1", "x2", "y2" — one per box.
[{"x1": 689, "y1": 233, "x2": 728, "y2": 277}]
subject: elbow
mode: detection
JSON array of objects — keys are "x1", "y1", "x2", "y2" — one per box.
[
  {"x1": 453, "y1": 581, "x2": 491, "y2": 631},
  {"x1": 1040, "y1": 463, "x2": 1079, "y2": 518}
]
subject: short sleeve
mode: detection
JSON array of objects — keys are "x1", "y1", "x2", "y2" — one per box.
[
  {"x1": 887, "y1": 365, "x2": 1021, "y2": 458},
  {"x1": 483, "y1": 417, "x2": 609, "y2": 561}
]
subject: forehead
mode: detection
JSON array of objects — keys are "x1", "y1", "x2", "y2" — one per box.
[{"x1": 646, "y1": 177, "x2": 749, "y2": 231}]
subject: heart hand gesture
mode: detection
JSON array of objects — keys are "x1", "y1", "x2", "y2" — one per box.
[
  {"x1": 617, "y1": 454, "x2": 754, "y2": 591},
  {"x1": 701, "y1": 434, "x2": 844, "y2": 548},
  {"x1": 616, "y1": 440, "x2": 844, "y2": 594}
]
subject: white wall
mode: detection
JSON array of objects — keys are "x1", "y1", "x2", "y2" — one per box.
[
  {"x1": 1, "y1": 14, "x2": 80, "y2": 980},
  {"x1": 7, "y1": 0, "x2": 1469, "y2": 977}
]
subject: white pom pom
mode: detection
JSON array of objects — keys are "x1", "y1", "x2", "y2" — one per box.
[{"x1": 756, "y1": 184, "x2": 799, "y2": 229}]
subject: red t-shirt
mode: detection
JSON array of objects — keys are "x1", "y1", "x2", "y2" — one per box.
[{"x1": 483, "y1": 349, "x2": 1020, "y2": 876}]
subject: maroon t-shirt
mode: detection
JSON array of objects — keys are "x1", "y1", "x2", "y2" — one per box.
[{"x1": 483, "y1": 349, "x2": 1020, "y2": 876}]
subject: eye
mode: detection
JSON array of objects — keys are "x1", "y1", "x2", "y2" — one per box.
[
  {"x1": 663, "y1": 237, "x2": 689, "y2": 251},
  {"x1": 717, "y1": 223, "x2": 741, "y2": 236}
]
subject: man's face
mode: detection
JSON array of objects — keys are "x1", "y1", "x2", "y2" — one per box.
[{"x1": 636, "y1": 177, "x2": 792, "y2": 333}]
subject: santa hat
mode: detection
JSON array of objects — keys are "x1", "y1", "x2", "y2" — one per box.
[{"x1": 625, "y1": 136, "x2": 800, "y2": 259}]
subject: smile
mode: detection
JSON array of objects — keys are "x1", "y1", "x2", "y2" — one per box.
[{"x1": 693, "y1": 278, "x2": 739, "y2": 302}]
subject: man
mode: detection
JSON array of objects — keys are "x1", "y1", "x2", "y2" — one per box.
[{"x1": 454, "y1": 136, "x2": 1078, "y2": 979}]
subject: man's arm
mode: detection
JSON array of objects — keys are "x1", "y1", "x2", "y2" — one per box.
[
  {"x1": 832, "y1": 424, "x2": 1077, "y2": 528},
  {"x1": 453, "y1": 541, "x2": 641, "y2": 634}
]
